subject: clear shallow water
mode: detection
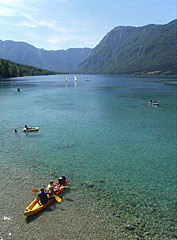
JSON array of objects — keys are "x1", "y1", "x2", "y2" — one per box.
[{"x1": 0, "y1": 74, "x2": 176, "y2": 239}]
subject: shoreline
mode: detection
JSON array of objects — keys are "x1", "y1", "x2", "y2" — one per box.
[
  {"x1": 164, "y1": 81, "x2": 177, "y2": 85},
  {"x1": 1, "y1": 73, "x2": 177, "y2": 81},
  {"x1": 0, "y1": 155, "x2": 176, "y2": 240}
]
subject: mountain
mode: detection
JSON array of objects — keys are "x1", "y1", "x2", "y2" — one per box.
[
  {"x1": 0, "y1": 58, "x2": 55, "y2": 78},
  {"x1": 76, "y1": 20, "x2": 177, "y2": 75},
  {"x1": 0, "y1": 40, "x2": 91, "y2": 73}
]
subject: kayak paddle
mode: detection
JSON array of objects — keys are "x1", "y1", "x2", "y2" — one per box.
[
  {"x1": 55, "y1": 195, "x2": 62, "y2": 203},
  {"x1": 32, "y1": 189, "x2": 39, "y2": 193}
]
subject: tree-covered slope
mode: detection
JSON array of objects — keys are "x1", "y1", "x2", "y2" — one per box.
[
  {"x1": 0, "y1": 40, "x2": 91, "y2": 72},
  {"x1": 0, "y1": 58, "x2": 56, "y2": 78},
  {"x1": 76, "y1": 20, "x2": 177, "y2": 75}
]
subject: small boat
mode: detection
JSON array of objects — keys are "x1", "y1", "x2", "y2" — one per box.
[
  {"x1": 152, "y1": 102, "x2": 159, "y2": 106},
  {"x1": 23, "y1": 127, "x2": 39, "y2": 132},
  {"x1": 24, "y1": 197, "x2": 55, "y2": 217},
  {"x1": 148, "y1": 100, "x2": 159, "y2": 106},
  {"x1": 24, "y1": 181, "x2": 67, "y2": 217},
  {"x1": 65, "y1": 75, "x2": 68, "y2": 82},
  {"x1": 74, "y1": 75, "x2": 77, "y2": 82}
]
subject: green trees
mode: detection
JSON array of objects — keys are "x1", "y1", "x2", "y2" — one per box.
[
  {"x1": 0, "y1": 58, "x2": 56, "y2": 78},
  {"x1": 76, "y1": 20, "x2": 177, "y2": 75}
]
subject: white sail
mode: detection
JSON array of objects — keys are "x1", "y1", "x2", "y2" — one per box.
[
  {"x1": 74, "y1": 75, "x2": 77, "y2": 82},
  {"x1": 65, "y1": 75, "x2": 68, "y2": 82}
]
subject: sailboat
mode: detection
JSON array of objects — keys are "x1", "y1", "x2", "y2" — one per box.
[
  {"x1": 65, "y1": 75, "x2": 68, "y2": 82},
  {"x1": 74, "y1": 75, "x2": 77, "y2": 82}
]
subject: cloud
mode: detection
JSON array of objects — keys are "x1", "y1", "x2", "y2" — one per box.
[
  {"x1": 0, "y1": 7, "x2": 17, "y2": 16},
  {"x1": 46, "y1": 36, "x2": 69, "y2": 45},
  {"x1": 0, "y1": 0, "x2": 22, "y2": 16},
  {"x1": 25, "y1": 31, "x2": 41, "y2": 40},
  {"x1": 17, "y1": 20, "x2": 37, "y2": 28},
  {"x1": 0, "y1": 0, "x2": 97, "y2": 49},
  {"x1": 21, "y1": 11, "x2": 89, "y2": 35},
  {"x1": 0, "y1": 0, "x2": 40, "y2": 17},
  {"x1": 0, "y1": 0, "x2": 89, "y2": 34},
  {"x1": 45, "y1": 32, "x2": 98, "y2": 50},
  {"x1": 0, "y1": 0, "x2": 20, "y2": 5}
]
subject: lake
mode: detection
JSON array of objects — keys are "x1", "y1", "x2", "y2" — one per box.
[{"x1": 0, "y1": 74, "x2": 176, "y2": 240}]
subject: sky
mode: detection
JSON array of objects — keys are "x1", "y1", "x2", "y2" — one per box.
[{"x1": 0, "y1": 0, "x2": 176, "y2": 50}]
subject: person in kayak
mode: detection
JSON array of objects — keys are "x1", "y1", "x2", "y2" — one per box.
[
  {"x1": 37, "y1": 187, "x2": 52, "y2": 205},
  {"x1": 53, "y1": 176, "x2": 67, "y2": 192},
  {"x1": 54, "y1": 176, "x2": 66, "y2": 187},
  {"x1": 25, "y1": 125, "x2": 29, "y2": 131},
  {"x1": 47, "y1": 180, "x2": 55, "y2": 195}
]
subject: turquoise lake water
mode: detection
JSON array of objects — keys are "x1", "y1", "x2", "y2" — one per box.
[{"x1": 0, "y1": 74, "x2": 176, "y2": 239}]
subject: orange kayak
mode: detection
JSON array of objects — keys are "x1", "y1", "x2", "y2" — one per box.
[{"x1": 24, "y1": 185, "x2": 66, "y2": 217}]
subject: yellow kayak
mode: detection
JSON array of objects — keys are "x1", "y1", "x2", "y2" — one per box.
[
  {"x1": 23, "y1": 127, "x2": 39, "y2": 132},
  {"x1": 24, "y1": 184, "x2": 67, "y2": 217},
  {"x1": 24, "y1": 197, "x2": 54, "y2": 217}
]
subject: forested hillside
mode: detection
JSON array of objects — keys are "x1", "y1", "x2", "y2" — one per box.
[
  {"x1": 76, "y1": 20, "x2": 177, "y2": 75},
  {"x1": 0, "y1": 58, "x2": 56, "y2": 78}
]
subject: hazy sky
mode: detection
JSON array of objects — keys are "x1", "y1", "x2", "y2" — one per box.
[{"x1": 0, "y1": 0, "x2": 176, "y2": 50}]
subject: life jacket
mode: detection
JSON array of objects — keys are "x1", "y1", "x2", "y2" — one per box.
[{"x1": 54, "y1": 176, "x2": 67, "y2": 186}]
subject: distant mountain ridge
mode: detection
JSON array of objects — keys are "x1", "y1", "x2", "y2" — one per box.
[
  {"x1": 0, "y1": 40, "x2": 91, "y2": 73},
  {"x1": 76, "y1": 20, "x2": 177, "y2": 75},
  {"x1": 1, "y1": 20, "x2": 176, "y2": 76}
]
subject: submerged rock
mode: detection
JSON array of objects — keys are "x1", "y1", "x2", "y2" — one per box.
[
  {"x1": 97, "y1": 180, "x2": 105, "y2": 183},
  {"x1": 57, "y1": 144, "x2": 74, "y2": 150},
  {"x1": 125, "y1": 224, "x2": 135, "y2": 231},
  {"x1": 81, "y1": 181, "x2": 95, "y2": 188},
  {"x1": 3, "y1": 216, "x2": 11, "y2": 221}
]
